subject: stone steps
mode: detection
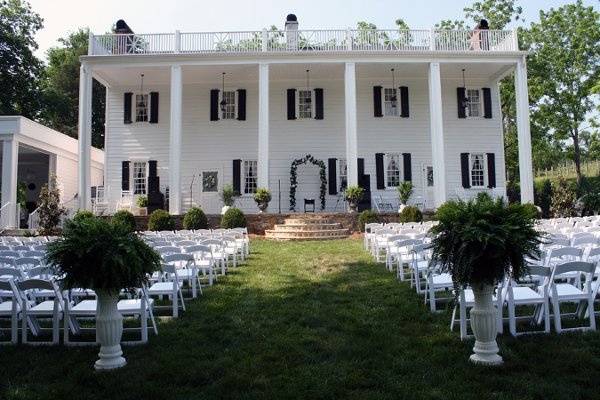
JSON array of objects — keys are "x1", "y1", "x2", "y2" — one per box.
[{"x1": 266, "y1": 216, "x2": 349, "y2": 241}]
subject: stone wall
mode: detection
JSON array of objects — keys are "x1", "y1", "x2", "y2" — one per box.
[{"x1": 131, "y1": 212, "x2": 434, "y2": 235}]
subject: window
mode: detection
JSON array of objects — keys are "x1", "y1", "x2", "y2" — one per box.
[
  {"x1": 470, "y1": 154, "x2": 485, "y2": 187},
  {"x1": 298, "y1": 90, "x2": 313, "y2": 119},
  {"x1": 221, "y1": 90, "x2": 236, "y2": 120},
  {"x1": 243, "y1": 160, "x2": 257, "y2": 194},
  {"x1": 338, "y1": 159, "x2": 348, "y2": 191},
  {"x1": 383, "y1": 88, "x2": 398, "y2": 116},
  {"x1": 132, "y1": 161, "x2": 148, "y2": 195},
  {"x1": 466, "y1": 89, "x2": 481, "y2": 118},
  {"x1": 202, "y1": 171, "x2": 218, "y2": 192},
  {"x1": 135, "y1": 94, "x2": 148, "y2": 122},
  {"x1": 385, "y1": 154, "x2": 401, "y2": 187},
  {"x1": 426, "y1": 166, "x2": 434, "y2": 187}
]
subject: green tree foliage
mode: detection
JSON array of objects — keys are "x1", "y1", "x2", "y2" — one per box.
[
  {"x1": 37, "y1": 175, "x2": 66, "y2": 235},
  {"x1": 522, "y1": 1, "x2": 600, "y2": 185},
  {"x1": 0, "y1": 0, "x2": 43, "y2": 118},
  {"x1": 41, "y1": 28, "x2": 106, "y2": 148},
  {"x1": 550, "y1": 177, "x2": 577, "y2": 218}
]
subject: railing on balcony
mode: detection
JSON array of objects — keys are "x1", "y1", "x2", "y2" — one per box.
[{"x1": 89, "y1": 29, "x2": 518, "y2": 56}]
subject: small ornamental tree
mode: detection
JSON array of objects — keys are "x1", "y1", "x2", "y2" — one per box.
[
  {"x1": 550, "y1": 177, "x2": 576, "y2": 218},
  {"x1": 37, "y1": 176, "x2": 66, "y2": 235},
  {"x1": 221, "y1": 184, "x2": 236, "y2": 207},
  {"x1": 397, "y1": 182, "x2": 413, "y2": 205}
]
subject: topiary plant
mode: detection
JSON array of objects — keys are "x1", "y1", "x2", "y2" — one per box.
[
  {"x1": 221, "y1": 207, "x2": 247, "y2": 228},
  {"x1": 550, "y1": 177, "x2": 576, "y2": 217},
  {"x1": 111, "y1": 210, "x2": 137, "y2": 232},
  {"x1": 148, "y1": 209, "x2": 175, "y2": 231},
  {"x1": 399, "y1": 206, "x2": 423, "y2": 223},
  {"x1": 345, "y1": 185, "x2": 364, "y2": 212},
  {"x1": 358, "y1": 209, "x2": 379, "y2": 232},
  {"x1": 72, "y1": 210, "x2": 95, "y2": 223},
  {"x1": 183, "y1": 207, "x2": 208, "y2": 230}
]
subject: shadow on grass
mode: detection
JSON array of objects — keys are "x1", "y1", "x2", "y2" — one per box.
[{"x1": 2, "y1": 239, "x2": 600, "y2": 400}]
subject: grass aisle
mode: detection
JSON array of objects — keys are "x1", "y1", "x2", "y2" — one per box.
[{"x1": 2, "y1": 238, "x2": 600, "y2": 400}]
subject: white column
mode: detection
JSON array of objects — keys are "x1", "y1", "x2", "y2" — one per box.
[
  {"x1": 515, "y1": 58, "x2": 534, "y2": 204},
  {"x1": 169, "y1": 65, "x2": 183, "y2": 214},
  {"x1": 257, "y1": 63, "x2": 269, "y2": 189},
  {"x1": 1, "y1": 137, "x2": 18, "y2": 228},
  {"x1": 428, "y1": 62, "x2": 447, "y2": 208},
  {"x1": 344, "y1": 62, "x2": 358, "y2": 187},
  {"x1": 77, "y1": 63, "x2": 93, "y2": 210}
]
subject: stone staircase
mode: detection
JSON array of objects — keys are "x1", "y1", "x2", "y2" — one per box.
[{"x1": 265, "y1": 215, "x2": 350, "y2": 241}]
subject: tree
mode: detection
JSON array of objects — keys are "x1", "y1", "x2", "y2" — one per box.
[
  {"x1": 522, "y1": 1, "x2": 600, "y2": 185},
  {"x1": 0, "y1": 0, "x2": 44, "y2": 118},
  {"x1": 41, "y1": 28, "x2": 106, "y2": 148},
  {"x1": 463, "y1": 0, "x2": 522, "y2": 29}
]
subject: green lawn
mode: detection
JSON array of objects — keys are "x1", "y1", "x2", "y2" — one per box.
[{"x1": 3, "y1": 238, "x2": 600, "y2": 400}]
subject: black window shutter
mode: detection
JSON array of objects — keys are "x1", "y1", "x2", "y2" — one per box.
[
  {"x1": 314, "y1": 88, "x2": 324, "y2": 120},
  {"x1": 399, "y1": 86, "x2": 409, "y2": 118},
  {"x1": 287, "y1": 89, "x2": 296, "y2": 120},
  {"x1": 237, "y1": 89, "x2": 246, "y2": 121},
  {"x1": 375, "y1": 153, "x2": 385, "y2": 189},
  {"x1": 328, "y1": 158, "x2": 337, "y2": 195},
  {"x1": 121, "y1": 161, "x2": 130, "y2": 191},
  {"x1": 232, "y1": 159, "x2": 241, "y2": 195},
  {"x1": 460, "y1": 153, "x2": 471, "y2": 188},
  {"x1": 357, "y1": 158, "x2": 365, "y2": 178},
  {"x1": 487, "y1": 153, "x2": 496, "y2": 188},
  {"x1": 148, "y1": 160, "x2": 158, "y2": 193},
  {"x1": 210, "y1": 89, "x2": 220, "y2": 121},
  {"x1": 148, "y1": 92, "x2": 159, "y2": 123},
  {"x1": 482, "y1": 88, "x2": 492, "y2": 119},
  {"x1": 124, "y1": 92, "x2": 133, "y2": 124},
  {"x1": 403, "y1": 153, "x2": 412, "y2": 182},
  {"x1": 457, "y1": 87, "x2": 467, "y2": 119},
  {"x1": 373, "y1": 86, "x2": 383, "y2": 117}
]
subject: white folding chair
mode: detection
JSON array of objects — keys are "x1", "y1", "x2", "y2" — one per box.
[
  {"x1": 550, "y1": 261, "x2": 596, "y2": 333},
  {"x1": 184, "y1": 244, "x2": 216, "y2": 286},
  {"x1": 0, "y1": 279, "x2": 20, "y2": 344},
  {"x1": 506, "y1": 265, "x2": 551, "y2": 336},
  {"x1": 17, "y1": 279, "x2": 63, "y2": 345},
  {"x1": 147, "y1": 264, "x2": 186, "y2": 317}
]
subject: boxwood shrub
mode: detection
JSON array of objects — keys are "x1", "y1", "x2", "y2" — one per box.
[
  {"x1": 148, "y1": 209, "x2": 175, "y2": 231},
  {"x1": 358, "y1": 209, "x2": 379, "y2": 232},
  {"x1": 399, "y1": 206, "x2": 423, "y2": 223},
  {"x1": 112, "y1": 210, "x2": 137, "y2": 232},
  {"x1": 183, "y1": 207, "x2": 208, "y2": 230},
  {"x1": 72, "y1": 210, "x2": 95, "y2": 223},
  {"x1": 221, "y1": 207, "x2": 246, "y2": 229}
]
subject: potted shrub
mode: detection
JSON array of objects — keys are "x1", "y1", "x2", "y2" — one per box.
[
  {"x1": 221, "y1": 184, "x2": 236, "y2": 215},
  {"x1": 136, "y1": 196, "x2": 148, "y2": 216},
  {"x1": 429, "y1": 196, "x2": 541, "y2": 365},
  {"x1": 45, "y1": 217, "x2": 161, "y2": 370},
  {"x1": 183, "y1": 207, "x2": 208, "y2": 229},
  {"x1": 345, "y1": 186, "x2": 364, "y2": 213},
  {"x1": 397, "y1": 181, "x2": 413, "y2": 213},
  {"x1": 253, "y1": 188, "x2": 272, "y2": 213},
  {"x1": 221, "y1": 207, "x2": 247, "y2": 228}
]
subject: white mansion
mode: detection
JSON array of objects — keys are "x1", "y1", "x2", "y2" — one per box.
[{"x1": 76, "y1": 15, "x2": 534, "y2": 215}]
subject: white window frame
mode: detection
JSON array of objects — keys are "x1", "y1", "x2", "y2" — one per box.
[
  {"x1": 220, "y1": 90, "x2": 237, "y2": 120},
  {"x1": 242, "y1": 160, "x2": 258, "y2": 195},
  {"x1": 337, "y1": 159, "x2": 348, "y2": 192},
  {"x1": 465, "y1": 88, "x2": 482, "y2": 119},
  {"x1": 384, "y1": 153, "x2": 402, "y2": 189},
  {"x1": 130, "y1": 160, "x2": 148, "y2": 195},
  {"x1": 134, "y1": 93, "x2": 150, "y2": 123},
  {"x1": 382, "y1": 87, "x2": 399, "y2": 117},
  {"x1": 469, "y1": 153, "x2": 486, "y2": 188},
  {"x1": 296, "y1": 89, "x2": 314, "y2": 119}
]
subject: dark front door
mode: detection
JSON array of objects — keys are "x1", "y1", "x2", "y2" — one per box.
[{"x1": 358, "y1": 174, "x2": 371, "y2": 212}]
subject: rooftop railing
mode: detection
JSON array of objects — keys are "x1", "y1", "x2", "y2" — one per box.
[{"x1": 89, "y1": 29, "x2": 518, "y2": 56}]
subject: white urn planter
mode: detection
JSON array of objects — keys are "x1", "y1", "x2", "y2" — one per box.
[
  {"x1": 469, "y1": 284, "x2": 503, "y2": 366},
  {"x1": 221, "y1": 205, "x2": 231, "y2": 215},
  {"x1": 398, "y1": 203, "x2": 407, "y2": 213},
  {"x1": 94, "y1": 291, "x2": 126, "y2": 370}
]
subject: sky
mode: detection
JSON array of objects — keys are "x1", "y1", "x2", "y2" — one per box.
[{"x1": 28, "y1": 0, "x2": 598, "y2": 60}]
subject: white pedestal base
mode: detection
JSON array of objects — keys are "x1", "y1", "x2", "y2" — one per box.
[
  {"x1": 94, "y1": 292, "x2": 126, "y2": 371},
  {"x1": 470, "y1": 285, "x2": 503, "y2": 366}
]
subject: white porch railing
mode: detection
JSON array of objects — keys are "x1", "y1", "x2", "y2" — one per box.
[
  {"x1": 27, "y1": 206, "x2": 40, "y2": 230},
  {"x1": 90, "y1": 29, "x2": 518, "y2": 55}
]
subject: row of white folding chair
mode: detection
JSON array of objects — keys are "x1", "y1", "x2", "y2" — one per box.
[
  {"x1": 451, "y1": 261, "x2": 597, "y2": 339},
  {"x1": 0, "y1": 249, "x2": 46, "y2": 259},
  {"x1": 0, "y1": 278, "x2": 156, "y2": 345}
]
